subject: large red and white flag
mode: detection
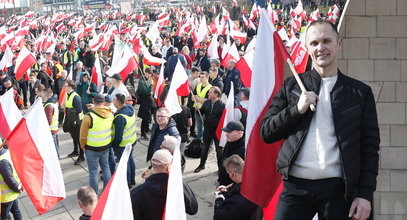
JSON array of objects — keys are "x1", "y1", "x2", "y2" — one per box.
[
  {"x1": 196, "y1": 16, "x2": 208, "y2": 43},
  {"x1": 215, "y1": 82, "x2": 234, "y2": 147},
  {"x1": 107, "y1": 44, "x2": 139, "y2": 81},
  {"x1": 91, "y1": 144, "x2": 133, "y2": 220},
  {"x1": 15, "y1": 26, "x2": 30, "y2": 37},
  {"x1": 0, "y1": 88, "x2": 22, "y2": 139},
  {"x1": 163, "y1": 138, "x2": 186, "y2": 220},
  {"x1": 7, "y1": 98, "x2": 66, "y2": 214},
  {"x1": 241, "y1": 9, "x2": 289, "y2": 218},
  {"x1": 164, "y1": 60, "x2": 190, "y2": 115},
  {"x1": 142, "y1": 45, "x2": 166, "y2": 66},
  {"x1": 15, "y1": 46, "x2": 37, "y2": 80},
  {"x1": 157, "y1": 14, "x2": 170, "y2": 27},
  {"x1": 221, "y1": 43, "x2": 240, "y2": 67},
  {"x1": 91, "y1": 54, "x2": 104, "y2": 92}
]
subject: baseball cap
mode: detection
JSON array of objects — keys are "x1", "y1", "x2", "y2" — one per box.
[
  {"x1": 221, "y1": 120, "x2": 245, "y2": 132},
  {"x1": 111, "y1": 73, "x2": 122, "y2": 81},
  {"x1": 94, "y1": 94, "x2": 105, "y2": 103},
  {"x1": 151, "y1": 149, "x2": 173, "y2": 165},
  {"x1": 104, "y1": 94, "x2": 112, "y2": 103}
]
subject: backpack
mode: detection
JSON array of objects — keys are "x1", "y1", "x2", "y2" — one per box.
[{"x1": 184, "y1": 139, "x2": 203, "y2": 158}]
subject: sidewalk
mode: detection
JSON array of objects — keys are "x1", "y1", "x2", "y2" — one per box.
[{"x1": 17, "y1": 114, "x2": 220, "y2": 220}]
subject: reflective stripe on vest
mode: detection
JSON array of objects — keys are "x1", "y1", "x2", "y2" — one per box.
[
  {"x1": 65, "y1": 91, "x2": 84, "y2": 120},
  {"x1": 193, "y1": 83, "x2": 212, "y2": 108},
  {"x1": 115, "y1": 113, "x2": 137, "y2": 147},
  {"x1": 0, "y1": 151, "x2": 20, "y2": 203},
  {"x1": 44, "y1": 102, "x2": 59, "y2": 131},
  {"x1": 86, "y1": 112, "x2": 113, "y2": 147}
]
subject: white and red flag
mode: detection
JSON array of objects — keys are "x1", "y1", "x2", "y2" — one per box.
[
  {"x1": 207, "y1": 33, "x2": 219, "y2": 60},
  {"x1": 221, "y1": 43, "x2": 240, "y2": 67},
  {"x1": 163, "y1": 138, "x2": 186, "y2": 220},
  {"x1": 15, "y1": 46, "x2": 37, "y2": 80},
  {"x1": 15, "y1": 26, "x2": 30, "y2": 36},
  {"x1": 142, "y1": 45, "x2": 167, "y2": 66},
  {"x1": 236, "y1": 48, "x2": 254, "y2": 88},
  {"x1": 91, "y1": 54, "x2": 104, "y2": 92},
  {"x1": 164, "y1": 60, "x2": 190, "y2": 115},
  {"x1": 154, "y1": 65, "x2": 166, "y2": 107},
  {"x1": 215, "y1": 82, "x2": 234, "y2": 147},
  {"x1": 0, "y1": 88, "x2": 22, "y2": 139},
  {"x1": 0, "y1": 45, "x2": 13, "y2": 72},
  {"x1": 157, "y1": 14, "x2": 170, "y2": 27},
  {"x1": 290, "y1": 31, "x2": 309, "y2": 74},
  {"x1": 7, "y1": 98, "x2": 66, "y2": 214},
  {"x1": 241, "y1": 9, "x2": 289, "y2": 219},
  {"x1": 91, "y1": 144, "x2": 134, "y2": 220}
]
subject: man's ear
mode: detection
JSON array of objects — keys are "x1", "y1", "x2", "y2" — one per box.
[{"x1": 338, "y1": 37, "x2": 343, "y2": 48}]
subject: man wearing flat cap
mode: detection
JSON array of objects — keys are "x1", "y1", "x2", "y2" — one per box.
[
  {"x1": 218, "y1": 121, "x2": 246, "y2": 186},
  {"x1": 131, "y1": 149, "x2": 198, "y2": 219}
]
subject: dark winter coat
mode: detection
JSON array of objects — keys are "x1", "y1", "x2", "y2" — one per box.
[
  {"x1": 146, "y1": 118, "x2": 180, "y2": 162},
  {"x1": 218, "y1": 136, "x2": 246, "y2": 186},
  {"x1": 260, "y1": 69, "x2": 380, "y2": 202}
]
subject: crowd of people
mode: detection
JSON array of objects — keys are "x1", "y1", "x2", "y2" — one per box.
[{"x1": 0, "y1": 0, "x2": 380, "y2": 220}]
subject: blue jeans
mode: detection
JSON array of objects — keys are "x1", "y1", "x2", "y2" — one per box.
[
  {"x1": 85, "y1": 149, "x2": 111, "y2": 195},
  {"x1": 194, "y1": 111, "x2": 203, "y2": 140},
  {"x1": 52, "y1": 133, "x2": 59, "y2": 159},
  {"x1": 108, "y1": 148, "x2": 116, "y2": 175},
  {"x1": 113, "y1": 144, "x2": 136, "y2": 186},
  {"x1": 1, "y1": 199, "x2": 22, "y2": 220}
]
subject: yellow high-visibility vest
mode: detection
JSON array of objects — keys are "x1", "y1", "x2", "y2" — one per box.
[
  {"x1": 65, "y1": 91, "x2": 84, "y2": 120},
  {"x1": 86, "y1": 111, "x2": 113, "y2": 147},
  {"x1": 114, "y1": 113, "x2": 137, "y2": 147},
  {"x1": 193, "y1": 83, "x2": 212, "y2": 109},
  {"x1": 0, "y1": 151, "x2": 20, "y2": 203}
]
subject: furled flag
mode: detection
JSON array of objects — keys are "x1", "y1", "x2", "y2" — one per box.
[
  {"x1": 215, "y1": 82, "x2": 234, "y2": 147},
  {"x1": 7, "y1": 98, "x2": 66, "y2": 214},
  {"x1": 154, "y1": 65, "x2": 166, "y2": 107},
  {"x1": 163, "y1": 138, "x2": 186, "y2": 220},
  {"x1": 91, "y1": 144, "x2": 134, "y2": 220},
  {"x1": 290, "y1": 30, "x2": 309, "y2": 74},
  {"x1": 15, "y1": 46, "x2": 37, "y2": 80},
  {"x1": 240, "y1": 9, "x2": 289, "y2": 219},
  {"x1": 164, "y1": 60, "x2": 190, "y2": 115},
  {"x1": 92, "y1": 54, "x2": 104, "y2": 92},
  {"x1": 197, "y1": 16, "x2": 208, "y2": 43},
  {"x1": 0, "y1": 88, "x2": 22, "y2": 139}
]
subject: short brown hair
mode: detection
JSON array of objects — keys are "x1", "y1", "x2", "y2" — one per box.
[
  {"x1": 210, "y1": 86, "x2": 222, "y2": 98},
  {"x1": 65, "y1": 80, "x2": 76, "y2": 89},
  {"x1": 77, "y1": 186, "x2": 97, "y2": 206}
]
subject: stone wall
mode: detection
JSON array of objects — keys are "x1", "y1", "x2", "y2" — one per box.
[{"x1": 338, "y1": 0, "x2": 407, "y2": 219}]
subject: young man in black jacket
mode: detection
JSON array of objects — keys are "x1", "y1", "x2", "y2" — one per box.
[{"x1": 260, "y1": 20, "x2": 379, "y2": 220}]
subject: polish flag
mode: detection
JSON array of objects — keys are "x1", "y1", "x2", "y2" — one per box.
[
  {"x1": 142, "y1": 45, "x2": 166, "y2": 66},
  {"x1": 278, "y1": 28, "x2": 290, "y2": 43},
  {"x1": 290, "y1": 32, "x2": 308, "y2": 74},
  {"x1": 241, "y1": 9, "x2": 289, "y2": 218},
  {"x1": 236, "y1": 48, "x2": 254, "y2": 88},
  {"x1": 15, "y1": 26, "x2": 30, "y2": 36},
  {"x1": 249, "y1": 2, "x2": 258, "y2": 21},
  {"x1": 242, "y1": 15, "x2": 256, "y2": 30},
  {"x1": 0, "y1": 88, "x2": 22, "y2": 139},
  {"x1": 0, "y1": 45, "x2": 13, "y2": 72},
  {"x1": 197, "y1": 16, "x2": 208, "y2": 43},
  {"x1": 107, "y1": 36, "x2": 125, "y2": 76},
  {"x1": 109, "y1": 45, "x2": 139, "y2": 82},
  {"x1": 164, "y1": 60, "x2": 190, "y2": 115},
  {"x1": 84, "y1": 22, "x2": 96, "y2": 33},
  {"x1": 232, "y1": 0, "x2": 238, "y2": 6},
  {"x1": 207, "y1": 33, "x2": 219, "y2": 60},
  {"x1": 58, "y1": 86, "x2": 66, "y2": 106},
  {"x1": 215, "y1": 82, "x2": 234, "y2": 147},
  {"x1": 55, "y1": 23, "x2": 66, "y2": 32},
  {"x1": 0, "y1": 26, "x2": 7, "y2": 42},
  {"x1": 92, "y1": 54, "x2": 104, "y2": 91},
  {"x1": 15, "y1": 46, "x2": 37, "y2": 81},
  {"x1": 91, "y1": 144, "x2": 133, "y2": 220},
  {"x1": 221, "y1": 43, "x2": 240, "y2": 67},
  {"x1": 230, "y1": 29, "x2": 247, "y2": 44},
  {"x1": 7, "y1": 98, "x2": 66, "y2": 214},
  {"x1": 157, "y1": 14, "x2": 170, "y2": 27},
  {"x1": 163, "y1": 138, "x2": 186, "y2": 220},
  {"x1": 154, "y1": 65, "x2": 166, "y2": 107}
]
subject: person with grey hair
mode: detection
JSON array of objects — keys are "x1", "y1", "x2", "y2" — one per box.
[{"x1": 77, "y1": 186, "x2": 98, "y2": 220}]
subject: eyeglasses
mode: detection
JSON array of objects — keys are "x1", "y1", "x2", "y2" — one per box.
[{"x1": 156, "y1": 115, "x2": 168, "y2": 118}]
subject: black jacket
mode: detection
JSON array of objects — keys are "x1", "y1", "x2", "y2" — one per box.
[
  {"x1": 260, "y1": 69, "x2": 380, "y2": 202},
  {"x1": 130, "y1": 173, "x2": 198, "y2": 220},
  {"x1": 214, "y1": 183, "x2": 259, "y2": 220},
  {"x1": 201, "y1": 99, "x2": 225, "y2": 136},
  {"x1": 218, "y1": 136, "x2": 246, "y2": 186},
  {"x1": 146, "y1": 119, "x2": 180, "y2": 162}
]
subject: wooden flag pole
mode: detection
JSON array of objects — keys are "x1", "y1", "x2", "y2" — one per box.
[{"x1": 286, "y1": 58, "x2": 316, "y2": 111}]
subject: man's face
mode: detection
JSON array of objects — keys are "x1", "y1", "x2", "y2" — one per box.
[
  {"x1": 29, "y1": 76, "x2": 36, "y2": 83},
  {"x1": 191, "y1": 71, "x2": 199, "y2": 79},
  {"x1": 152, "y1": 47, "x2": 157, "y2": 54},
  {"x1": 305, "y1": 23, "x2": 342, "y2": 70},
  {"x1": 199, "y1": 74, "x2": 208, "y2": 84},
  {"x1": 82, "y1": 75, "x2": 89, "y2": 82},
  {"x1": 208, "y1": 88, "x2": 217, "y2": 100},
  {"x1": 226, "y1": 166, "x2": 238, "y2": 183},
  {"x1": 156, "y1": 110, "x2": 170, "y2": 127},
  {"x1": 64, "y1": 83, "x2": 72, "y2": 92},
  {"x1": 61, "y1": 71, "x2": 67, "y2": 80},
  {"x1": 227, "y1": 61, "x2": 235, "y2": 70},
  {"x1": 4, "y1": 80, "x2": 11, "y2": 88},
  {"x1": 225, "y1": 130, "x2": 243, "y2": 142}
]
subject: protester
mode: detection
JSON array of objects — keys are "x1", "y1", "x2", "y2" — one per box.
[
  {"x1": 110, "y1": 73, "x2": 130, "y2": 100},
  {"x1": 131, "y1": 149, "x2": 198, "y2": 219},
  {"x1": 80, "y1": 94, "x2": 113, "y2": 194},
  {"x1": 77, "y1": 186, "x2": 98, "y2": 220},
  {"x1": 234, "y1": 88, "x2": 249, "y2": 127},
  {"x1": 260, "y1": 20, "x2": 379, "y2": 220},
  {"x1": 137, "y1": 69, "x2": 154, "y2": 140},
  {"x1": 213, "y1": 155, "x2": 259, "y2": 220},
  {"x1": 76, "y1": 72, "x2": 98, "y2": 114},
  {"x1": 192, "y1": 71, "x2": 212, "y2": 140},
  {"x1": 223, "y1": 60, "x2": 241, "y2": 106},
  {"x1": 28, "y1": 72, "x2": 41, "y2": 106},
  {"x1": 0, "y1": 143, "x2": 23, "y2": 220}
]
